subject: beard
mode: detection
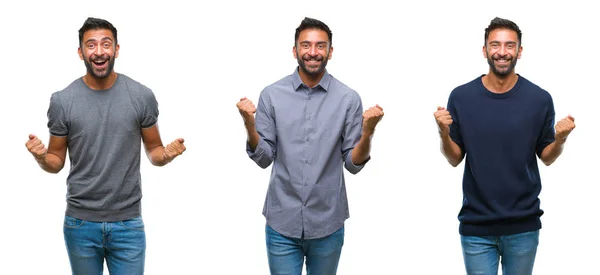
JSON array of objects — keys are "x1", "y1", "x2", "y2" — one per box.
[
  {"x1": 83, "y1": 54, "x2": 115, "y2": 79},
  {"x1": 296, "y1": 51, "x2": 329, "y2": 77},
  {"x1": 486, "y1": 52, "x2": 517, "y2": 78}
]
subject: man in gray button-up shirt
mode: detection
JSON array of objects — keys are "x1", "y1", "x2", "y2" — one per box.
[{"x1": 237, "y1": 17, "x2": 383, "y2": 274}]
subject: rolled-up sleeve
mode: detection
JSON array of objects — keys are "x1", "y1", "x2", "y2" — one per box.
[
  {"x1": 341, "y1": 91, "x2": 368, "y2": 174},
  {"x1": 247, "y1": 90, "x2": 277, "y2": 169}
]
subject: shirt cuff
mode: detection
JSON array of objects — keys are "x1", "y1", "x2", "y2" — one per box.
[{"x1": 344, "y1": 150, "x2": 369, "y2": 174}]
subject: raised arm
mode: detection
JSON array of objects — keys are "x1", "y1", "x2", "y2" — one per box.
[
  {"x1": 141, "y1": 124, "x2": 186, "y2": 167},
  {"x1": 25, "y1": 134, "x2": 67, "y2": 174},
  {"x1": 238, "y1": 94, "x2": 277, "y2": 169},
  {"x1": 434, "y1": 107, "x2": 464, "y2": 167},
  {"x1": 540, "y1": 115, "x2": 575, "y2": 166}
]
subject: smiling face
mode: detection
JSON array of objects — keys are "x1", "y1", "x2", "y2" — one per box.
[
  {"x1": 483, "y1": 28, "x2": 522, "y2": 77},
  {"x1": 78, "y1": 28, "x2": 119, "y2": 79},
  {"x1": 293, "y1": 28, "x2": 333, "y2": 78}
]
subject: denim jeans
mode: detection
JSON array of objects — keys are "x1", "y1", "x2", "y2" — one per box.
[
  {"x1": 63, "y1": 215, "x2": 146, "y2": 275},
  {"x1": 266, "y1": 224, "x2": 344, "y2": 275},
  {"x1": 461, "y1": 230, "x2": 539, "y2": 275}
]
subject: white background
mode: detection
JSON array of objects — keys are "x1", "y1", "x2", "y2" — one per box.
[{"x1": 1, "y1": 0, "x2": 598, "y2": 274}]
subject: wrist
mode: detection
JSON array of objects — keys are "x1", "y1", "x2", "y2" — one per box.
[
  {"x1": 555, "y1": 136, "x2": 567, "y2": 145},
  {"x1": 362, "y1": 129, "x2": 375, "y2": 138},
  {"x1": 34, "y1": 154, "x2": 46, "y2": 164}
]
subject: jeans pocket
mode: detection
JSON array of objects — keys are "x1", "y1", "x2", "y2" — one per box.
[
  {"x1": 64, "y1": 215, "x2": 85, "y2": 228},
  {"x1": 120, "y1": 216, "x2": 145, "y2": 230}
]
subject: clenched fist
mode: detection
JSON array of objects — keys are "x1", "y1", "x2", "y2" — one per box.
[
  {"x1": 164, "y1": 138, "x2": 186, "y2": 160},
  {"x1": 434, "y1": 107, "x2": 453, "y2": 136},
  {"x1": 363, "y1": 105, "x2": 384, "y2": 134},
  {"x1": 555, "y1": 115, "x2": 575, "y2": 140},
  {"x1": 25, "y1": 134, "x2": 47, "y2": 161},
  {"x1": 236, "y1": 97, "x2": 256, "y2": 125}
]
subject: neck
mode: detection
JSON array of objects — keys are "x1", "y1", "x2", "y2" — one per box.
[
  {"x1": 298, "y1": 68, "x2": 325, "y2": 88},
  {"x1": 83, "y1": 71, "x2": 118, "y2": 90},
  {"x1": 482, "y1": 70, "x2": 518, "y2": 94}
]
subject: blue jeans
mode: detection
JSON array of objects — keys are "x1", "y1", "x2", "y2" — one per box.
[
  {"x1": 266, "y1": 224, "x2": 344, "y2": 275},
  {"x1": 63, "y1": 215, "x2": 146, "y2": 275},
  {"x1": 461, "y1": 230, "x2": 539, "y2": 275}
]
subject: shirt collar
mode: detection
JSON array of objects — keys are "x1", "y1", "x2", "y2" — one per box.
[{"x1": 292, "y1": 67, "x2": 331, "y2": 92}]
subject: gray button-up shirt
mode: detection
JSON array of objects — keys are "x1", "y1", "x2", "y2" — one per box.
[{"x1": 247, "y1": 68, "x2": 368, "y2": 239}]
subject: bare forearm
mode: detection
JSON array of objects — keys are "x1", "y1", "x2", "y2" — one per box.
[
  {"x1": 246, "y1": 123, "x2": 260, "y2": 152},
  {"x1": 352, "y1": 131, "x2": 373, "y2": 165},
  {"x1": 146, "y1": 146, "x2": 172, "y2": 167},
  {"x1": 35, "y1": 153, "x2": 64, "y2": 174},
  {"x1": 440, "y1": 134, "x2": 463, "y2": 167},
  {"x1": 540, "y1": 138, "x2": 566, "y2": 166}
]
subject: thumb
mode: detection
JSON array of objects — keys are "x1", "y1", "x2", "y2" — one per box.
[
  {"x1": 177, "y1": 138, "x2": 185, "y2": 143},
  {"x1": 567, "y1": 115, "x2": 575, "y2": 121},
  {"x1": 437, "y1": 106, "x2": 445, "y2": 111},
  {"x1": 29, "y1": 134, "x2": 36, "y2": 140}
]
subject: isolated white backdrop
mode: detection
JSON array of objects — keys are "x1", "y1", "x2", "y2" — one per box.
[{"x1": 1, "y1": 0, "x2": 597, "y2": 274}]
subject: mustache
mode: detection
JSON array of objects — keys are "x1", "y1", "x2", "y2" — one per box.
[
  {"x1": 90, "y1": 54, "x2": 110, "y2": 62},
  {"x1": 492, "y1": 54, "x2": 512, "y2": 60}
]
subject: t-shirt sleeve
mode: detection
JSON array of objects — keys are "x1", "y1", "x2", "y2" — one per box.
[
  {"x1": 536, "y1": 96, "x2": 556, "y2": 158},
  {"x1": 47, "y1": 93, "x2": 68, "y2": 136},
  {"x1": 141, "y1": 90, "x2": 159, "y2": 128},
  {"x1": 447, "y1": 92, "x2": 464, "y2": 151}
]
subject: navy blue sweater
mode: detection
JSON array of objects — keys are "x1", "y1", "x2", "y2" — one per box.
[{"x1": 447, "y1": 75, "x2": 555, "y2": 236}]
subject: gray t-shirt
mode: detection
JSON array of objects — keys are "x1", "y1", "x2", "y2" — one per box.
[{"x1": 47, "y1": 74, "x2": 158, "y2": 222}]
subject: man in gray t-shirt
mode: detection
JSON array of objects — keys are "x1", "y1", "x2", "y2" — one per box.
[{"x1": 25, "y1": 17, "x2": 185, "y2": 275}]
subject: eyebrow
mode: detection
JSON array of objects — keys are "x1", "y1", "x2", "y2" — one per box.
[
  {"x1": 299, "y1": 41, "x2": 329, "y2": 45},
  {"x1": 489, "y1": 40, "x2": 517, "y2": 45},
  {"x1": 85, "y1": 37, "x2": 114, "y2": 44}
]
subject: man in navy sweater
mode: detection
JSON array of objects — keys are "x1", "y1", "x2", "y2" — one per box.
[{"x1": 434, "y1": 17, "x2": 575, "y2": 275}]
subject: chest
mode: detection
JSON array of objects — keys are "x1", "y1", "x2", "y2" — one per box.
[{"x1": 66, "y1": 93, "x2": 141, "y2": 138}]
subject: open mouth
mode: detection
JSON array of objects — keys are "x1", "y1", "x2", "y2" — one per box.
[
  {"x1": 92, "y1": 59, "x2": 108, "y2": 68},
  {"x1": 494, "y1": 59, "x2": 510, "y2": 66}
]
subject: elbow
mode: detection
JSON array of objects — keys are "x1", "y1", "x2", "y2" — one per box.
[
  {"x1": 348, "y1": 169, "x2": 360, "y2": 175},
  {"x1": 448, "y1": 159, "x2": 461, "y2": 167},
  {"x1": 258, "y1": 162, "x2": 270, "y2": 169},
  {"x1": 256, "y1": 158, "x2": 273, "y2": 169},
  {"x1": 45, "y1": 167, "x2": 62, "y2": 174},
  {"x1": 541, "y1": 159, "x2": 554, "y2": 166}
]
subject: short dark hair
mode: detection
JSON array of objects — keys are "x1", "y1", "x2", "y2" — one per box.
[
  {"x1": 484, "y1": 17, "x2": 522, "y2": 46},
  {"x1": 294, "y1": 17, "x2": 332, "y2": 46},
  {"x1": 78, "y1": 17, "x2": 118, "y2": 47}
]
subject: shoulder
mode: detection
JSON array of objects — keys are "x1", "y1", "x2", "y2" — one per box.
[
  {"x1": 327, "y1": 74, "x2": 361, "y2": 109},
  {"x1": 449, "y1": 76, "x2": 482, "y2": 100},
  {"x1": 518, "y1": 75, "x2": 552, "y2": 101},
  {"x1": 262, "y1": 74, "x2": 294, "y2": 95},
  {"x1": 54, "y1": 77, "x2": 85, "y2": 97},
  {"x1": 119, "y1": 74, "x2": 153, "y2": 94},
  {"x1": 118, "y1": 74, "x2": 155, "y2": 100}
]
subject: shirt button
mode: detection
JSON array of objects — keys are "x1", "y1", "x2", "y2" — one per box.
[
  {"x1": 304, "y1": 160, "x2": 308, "y2": 163},
  {"x1": 304, "y1": 183, "x2": 308, "y2": 186},
  {"x1": 307, "y1": 116, "x2": 311, "y2": 120}
]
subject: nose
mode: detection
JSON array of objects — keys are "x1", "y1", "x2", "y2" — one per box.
[
  {"x1": 498, "y1": 45, "x2": 508, "y2": 55},
  {"x1": 94, "y1": 45, "x2": 104, "y2": 56},
  {"x1": 308, "y1": 45, "x2": 319, "y2": 56}
]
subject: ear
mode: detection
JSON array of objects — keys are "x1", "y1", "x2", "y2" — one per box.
[
  {"x1": 292, "y1": 46, "x2": 297, "y2": 59},
  {"x1": 482, "y1": 45, "x2": 487, "y2": 59},
  {"x1": 517, "y1": 45, "x2": 522, "y2": 59},
  {"x1": 328, "y1": 46, "x2": 334, "y2": 60},
  {"x1": 78, "y1": 47, "x2": 84, "y2": 60},
  {"x1": 115, "y1": 43, "x2": 120, "y2": 58}
]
